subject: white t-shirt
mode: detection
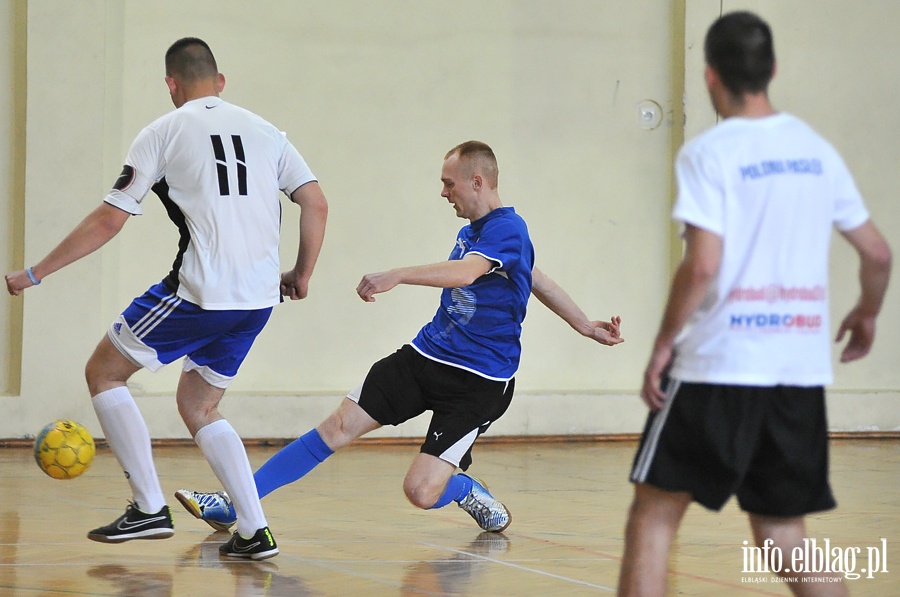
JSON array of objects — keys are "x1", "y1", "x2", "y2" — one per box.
[
  {"x1": 669, "y1": 113, "x2": 869, "y2": 386},
  {"x1": 104, "y1": 96, "x2": 316, "y2": 310}
]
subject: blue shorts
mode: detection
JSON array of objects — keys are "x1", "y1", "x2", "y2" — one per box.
[{"x1": 107, "y1": 281, "x2": 272, "y2": 388}]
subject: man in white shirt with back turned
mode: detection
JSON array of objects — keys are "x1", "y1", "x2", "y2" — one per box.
[
  {"x1": 6, "y1": 37, "x2": 328, "y2": 561},
  {"x1": 617, "y1": 11, "x2": 891, "y2": 597}
]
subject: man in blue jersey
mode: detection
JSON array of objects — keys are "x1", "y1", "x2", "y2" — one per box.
[
  {"x1": 6, "y1": 38, "x2": 328, "y2": 560},
  {"x1": 176, "y1": 140, "x2": 623, "y2": 533}
]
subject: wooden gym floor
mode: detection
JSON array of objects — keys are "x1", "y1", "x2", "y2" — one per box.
[{"x1": 0, "y1": 438, "x2": 897, "y2": 596}]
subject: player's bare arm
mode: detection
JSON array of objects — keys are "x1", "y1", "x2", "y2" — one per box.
[
  {"x1": 642, "y1": 225, "x2": 721, "y2": 410},
  {"x1": 5, "y1": 202, "x2": 130, "y2": 296},
  {"x1": 835, "y1": 220, "x2": 892, "y2": 363},
  {"x1": 356, "y1": 253, "x2": 492, "y2": 302},
  {"x1": 282, "y1": 181, "x2": 328, "y2": 300},
  {"x1": 530, "y1": 266, "x2": 624, "y2": 346}
]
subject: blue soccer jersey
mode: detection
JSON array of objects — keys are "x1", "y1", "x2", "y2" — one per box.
[{"x1": 411, "y1": 207, "x2": 534, "y2": 380}]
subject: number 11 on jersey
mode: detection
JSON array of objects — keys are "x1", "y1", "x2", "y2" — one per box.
[{"x1": 210, "y1": 134, "x2": 247, "y2": 196}]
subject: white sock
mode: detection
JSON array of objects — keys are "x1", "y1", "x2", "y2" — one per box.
[
  {"x1": 195, "y1": 419, "x2": 267, "y2": 537},
  {"x1": 91, "y1": 387, "x2": 166, "y2": 513}
]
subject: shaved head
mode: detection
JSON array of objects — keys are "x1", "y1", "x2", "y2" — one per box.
[
  {"x1": 165, "y1": 37, "x2": 218, "y2": 82},
  {"x1": 445, "y1": 140, "x2": 499, "y2": 190}
]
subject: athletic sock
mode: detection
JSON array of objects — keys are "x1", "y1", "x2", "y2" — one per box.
[
  {"x1": 253, "y1": 429, "x2": 334, "y2": 499},
  {"x1": 195, "y1": 419, "x2": 267, "y2": 538},
  {"x1": 91, "y1": 386, "x2": 166, "y2": 513},
  {"x1": 430, "y1": 473, "x2": 474, "y2": 509}
]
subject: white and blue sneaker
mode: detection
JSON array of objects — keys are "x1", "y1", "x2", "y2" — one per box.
[
  {"x1": 174, "y1": 489, "x2": 237, "y2": 532},
  {"x1": 457, "y1": 474, "x2": 512, "y2": 532}
]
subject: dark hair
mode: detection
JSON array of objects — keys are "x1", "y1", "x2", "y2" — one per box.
[
  {"x1": 704, "y1": 11, "x2": 775, "y2": 96},
  {"x1": 165, "y1": 37, "x2": 218, "y2": 81},
  {"x1": 445, "y1": 140, "x2": 499, "y2": 189}
]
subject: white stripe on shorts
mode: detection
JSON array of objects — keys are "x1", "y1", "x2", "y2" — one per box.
[
  {"x1": 132, "y1": 292, "x2": 181, "y2": 338},
  {"x1": 347, "y1": 380, "x2": 363, "y2": 404},
  {"x1": 630, "y1": 379, "x2": 681, "y2": 483},
  {"x1": 183, "y1": 357, "x2": 234, "y2": 389},
  {"x1": 439, "y1": 427, "x2": 479, "y2": 467},
  {"x1": 107, "y1": 314, "x2": 164, "y2": 371}
]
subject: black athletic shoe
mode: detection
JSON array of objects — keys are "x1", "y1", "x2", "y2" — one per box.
[
  {"x1": 87, "y1": 503, "x2": 175, "y2": 543},
  {"x1": 219, "y1": 527, "x2": 279, "y2": 560}
]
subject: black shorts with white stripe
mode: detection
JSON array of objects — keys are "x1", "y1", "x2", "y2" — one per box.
[
  {"x1": 349, "y1": 345, "x2": 514, "y2": 471},
  {"x1": 630, "y1": 379, "x2": 836, "y2": 517}
]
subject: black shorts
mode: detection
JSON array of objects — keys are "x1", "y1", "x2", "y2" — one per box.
[
  {"x1": 348, "y1": 345, "x2": 514, "y2": 470},
  {"x1": 629, "y1": 380, "x2": 836, "y2": 517}
]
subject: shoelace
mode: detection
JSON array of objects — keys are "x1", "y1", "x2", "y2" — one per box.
[
  {"x1": 197, "y1": 495, "x2": 216, "y2": 506},
  {"x1": 197, "y1": 493, "x2": 222, "y2": 510},
  {"x1": 459, "y1": 493, "x2": 494, "y2": 526}
]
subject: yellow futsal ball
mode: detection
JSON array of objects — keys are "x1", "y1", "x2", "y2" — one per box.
[{"x1": 33, "y1": 419, "x2": 96, "y2": 480}]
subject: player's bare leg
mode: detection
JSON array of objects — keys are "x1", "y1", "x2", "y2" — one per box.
[
  {"x1": 316, "y1": 397, "x2": 382, "y2": 450},
  {"x1": 85, "y1": 335, "x2": 141, "y2": 395},
  {"x1": 175, "y1": 369, "x2": 227, "y2": 436},
  {"x1": 618, "y1": 483, "x2": 692, "y2": 597},
  {"x1": 404, "y1": 453, "x2": 457, "y2": 508},
  {"x1": 749, "y1": 514, "x2": 849, "y2": 596}
]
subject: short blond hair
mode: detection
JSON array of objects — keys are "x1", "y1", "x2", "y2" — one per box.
[{"x1": 445, "y1": 140, "x2": 499, "y2": 189}]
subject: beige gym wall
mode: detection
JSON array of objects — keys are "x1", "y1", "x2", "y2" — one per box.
[{"x1": 1, "y1": 0, "x2": 897, "y2": 439}]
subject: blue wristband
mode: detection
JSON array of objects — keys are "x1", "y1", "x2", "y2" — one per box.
[{"x1": 26, "y1": 267, "x2": 40, "y2": 285}]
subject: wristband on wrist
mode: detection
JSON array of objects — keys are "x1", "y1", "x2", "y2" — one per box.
[{"x1": 26, "y1": 267, "x2": 41, "y2": 285}]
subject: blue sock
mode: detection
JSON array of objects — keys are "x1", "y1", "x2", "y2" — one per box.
[
  {"x1": 253, "y1": 429, "x2": 334, "y2": 499},
  {"x1": 430, "y1": 473, "x2": 474, "y2": 509}
]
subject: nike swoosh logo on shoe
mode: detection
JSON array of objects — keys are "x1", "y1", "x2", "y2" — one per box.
[
  {"x1": 116, "y1": 515, "x2": 168, "y2": 531},
  {"x1": 234, "y1": 541, "x2": 261, "y2": 552}
]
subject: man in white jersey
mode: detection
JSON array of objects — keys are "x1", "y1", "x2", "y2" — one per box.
[
  {"x1": 617, "y1": 12, "x2": 891, "y2": 597},
  {"x1": 5, "y1": 38, "x2": 328, "y2": 560}
]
